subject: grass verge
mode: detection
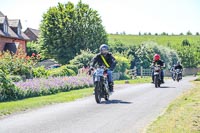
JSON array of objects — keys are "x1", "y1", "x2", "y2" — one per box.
[
  {"x1": 0, "y1": 88, "x2": 93, "y2": 118},
  {"x1": 146, "y1": 77, "x2": 200, "y2": 133},
  {"x1": 114, "y1": 77, "x2": 151, "y2": 84}
]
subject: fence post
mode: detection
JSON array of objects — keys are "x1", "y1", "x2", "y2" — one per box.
[
  {"x1": 140, "y1": 66, "x2": 143, "y2": 78},
  {"x1": 134, "y1": 66, "x2": 137, "y2": 78}
]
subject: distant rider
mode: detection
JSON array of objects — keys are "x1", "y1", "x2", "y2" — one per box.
[
  {"x1": 151, "y1": 54, "x2": 165, "y2": 83},
  {"x1": 90, "y1": 44, "x2": 117, "y2": 92},
  {"x1": 174, "y1": 61, "x2": 183, "y2": 79}
]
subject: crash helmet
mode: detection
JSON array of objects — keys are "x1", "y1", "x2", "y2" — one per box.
[
  {"x1": 99, "y1": 44, "x2": 109, "y2": 55},
  {"x1": 154, "y1": 54, "x2": 160, "y2": 61}
]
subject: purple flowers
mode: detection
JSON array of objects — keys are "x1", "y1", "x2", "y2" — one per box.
[{"x1": 14, "y1": 76, "x2": 93, "y2": 96}]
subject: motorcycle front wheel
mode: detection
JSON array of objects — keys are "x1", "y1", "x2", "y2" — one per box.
[
  {"x1": 154, "y1": 75, "x2": 159, "y2": 88},
  {"x1": 95, "y1": 81, "x2": 101, "y2": 103}
]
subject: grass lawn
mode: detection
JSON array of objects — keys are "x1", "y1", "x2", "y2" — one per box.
[
  {"x1": 146, "y1": 77, "x2": 200, "y2": 133},
  {"x1": 0, "y1": 77, "x2": 151, "y2": 118},
  {"x1": 0, "y1": 88, "x2": 93, "y2": 118},
  {"x1": 114, "y1": 77, "x2": 151, "y2": 84}
]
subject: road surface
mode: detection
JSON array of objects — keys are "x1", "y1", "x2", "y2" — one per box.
[{"x1": 0, "y1": 76, "x2": 196, "y2": 133}]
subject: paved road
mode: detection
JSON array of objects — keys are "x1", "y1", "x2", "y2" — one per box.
[{"x1": 0, "y1": 77, "x2": 196, "y2": 133}]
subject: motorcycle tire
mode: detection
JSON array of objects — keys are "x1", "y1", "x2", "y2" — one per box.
[
  {"x1": 95, "y1": 81, "x2": 101, "y2": 103},
  {"x1": 154, "y1": 76, "x2": 158, "y2": 88}
]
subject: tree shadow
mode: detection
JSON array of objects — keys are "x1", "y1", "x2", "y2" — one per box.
[{"x1": 101, "y1": 99, "x2": 132, "y2": 104}]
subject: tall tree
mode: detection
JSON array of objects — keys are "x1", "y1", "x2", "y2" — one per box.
[{"x1": 40, "y1": 1, "x2": 107, "y2": 64}]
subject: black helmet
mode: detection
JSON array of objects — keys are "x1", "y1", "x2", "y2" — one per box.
[
  {"x1": 99, "y1": 44, "x2": 109, "y2": 55},
  {"x1": 177, "y1": 61, "x2": 180, "y2": 65}
]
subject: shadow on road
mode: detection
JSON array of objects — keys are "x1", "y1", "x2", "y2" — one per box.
[
  {"x1": 101, "y1": 99, "x2": 132, "y2": 104},
  {"x1": 159, "y1": 86, "x2": 176, "y2": 88}
]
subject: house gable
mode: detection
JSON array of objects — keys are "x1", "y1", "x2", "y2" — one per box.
[
  {"x1": 24, "y1": 28, "x2": 40, "y2": 41},
  {"x1": 8, "y1": 19, "x2": 22, "y2": 36},
  {"x1": 0, "y1": 11, "x2": 29, "y2": 54}
]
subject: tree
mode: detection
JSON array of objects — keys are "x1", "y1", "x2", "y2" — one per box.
[
  {"x1": 179, "y1": 33, "x2": 184, "y2": 35},
  {"x1": 186, "y1": 30, "x2": 192, "y2": 35},
  {"x1": 196, "y1": 32, "x2": 199, "y2": 35},
  {"x1": 40, "y1": 1, "x2": 107, "y2": 64},
  {"x1": 161, "y1": 32, "x2": 168, "y2": 35}
]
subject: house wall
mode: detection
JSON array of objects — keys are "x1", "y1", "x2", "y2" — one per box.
[
  {"x1": 14, "y1": 39, "x2": 27, "y2": 53},
  {"x1": 0, "y1": 36, "x2": 27, "y2": 53},
  {"x1": 0, "y1": 36, "x2": 13, "y2": 51}
]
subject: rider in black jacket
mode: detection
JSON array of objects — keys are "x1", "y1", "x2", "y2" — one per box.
[
  {"x1": 90, "y1": 44, "x2": 116, "y2": 92},
  {"x1": 151, "y1": 54, "x2": 165, "y2": 83}
]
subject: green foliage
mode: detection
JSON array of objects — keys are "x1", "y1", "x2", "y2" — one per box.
[
  {"x1": 9, "y1": 75, "x2": 22, "y2": 82},
  {"x1": 186, "y1": 30, "x2": 192, "y2": 35},
  {"x1": 64, "y1": 64, "x2": 78, "y2": 74},
  {"x1": 0, "y1": 69, "x2": 21, "y2": 101},
  {"x1": 0, "y1": 51, "x2": 40, "y2": 78},
  {"x1": 108, "y1": 34, "x2": 200, "y2": 68},
  {"x1": 33, "y1": 66, "x2": 48, "y2": 78},
  {"x1": 69, "y1": 50, "x2": 95, "y2": 69},
  {"x1": 47, "y1": 66, "x2": 76, "y2": 77},
  {"x1": 114, "y1": 53, "x2": 130, "y2": 73},
  {"x1": 182, "y1": 39, "x2": 190, "y2": 46},
  {"x1": 40, "y1": 1, "x2": 108, "y2": 64},
  {"x1": 177, "y1": 46, "x2": 199, "y2": 68},
  {"x1": 145, "y1": 42, "x2": 180, "y2": 68},
  {"x1": 26, "y1": 42, "x2": 41, "y2": 57}
]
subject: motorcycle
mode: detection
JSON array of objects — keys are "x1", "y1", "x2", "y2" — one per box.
[
  {"x1": 174, "y1": 69, "x2": 182, "y2": 82},
  {"x1": 153, "y1": 65, "x2": 162, "y2": 88},
  {"x1": 92, "y1": 66, "x2": 110, "y2": 103}
]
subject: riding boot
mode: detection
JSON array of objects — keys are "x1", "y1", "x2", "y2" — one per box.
[
  {"x1": 108, "y1": 82, "x2": 114, "y2": 92},
  {"x1": 161, "y1": 76, "x2": 164, "y2": 83},
  {"x1": 151, "y1": 75, "x2": 154, "y2": 83}
]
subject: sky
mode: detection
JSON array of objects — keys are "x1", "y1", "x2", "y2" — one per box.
[{"x1": 1, "y1": 0, "x2": 200, "y2": 35}]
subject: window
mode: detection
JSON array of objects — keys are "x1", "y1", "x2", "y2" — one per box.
[
  {"x1": 17, "y1": 26, "x2": 21, "y2": 35},
  {"x1": 3, "y1": 21, "x2": 8, "y2": 33}
]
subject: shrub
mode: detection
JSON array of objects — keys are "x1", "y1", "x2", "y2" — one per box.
[
  {"x1": 69, "y1": 50, "x2": 95, "y2": 69},
  {"x1": 114, "y1": 53, "x2": 131, "y2": 73},
  {"x1": 0, "y1": 50, "x2": 40, "y2": 78},
  {"x1": 47, "y1": 66, "x2": 76, "y2": 77},
  {"x1": 0, "y1": 69, "x2": 20, "y2": 101},
  {"x1": 64, "y1": 64, "x2": 78, "y2": 74},
  {"x1": 9, "y1": 75, "x2": 22, "y2": 82},
  {"x1": 33, "y1": 66, "x2": 48, "y2": 78}
]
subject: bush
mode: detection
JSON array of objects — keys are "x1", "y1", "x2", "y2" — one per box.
[
  {"x1": 0, "y1": 69, "x2": 21, "y2": 101},
  {"x1": 33, "y1": 66, "x2": 48, "y2": 78},
  {"x1": 119, "y1": 74, "x2": 131, "y2": 80},
  {"x1": 69, "y1": 50, "x2": 95, "y2": 69},
  {"x1": 47, "y1": 66, "x2": 76, "y2": 77},
  {"x1": 0, "y1": 50, "x2": 40, "y2": 78},
  {"x1": 114, "y1": 53, "x2": 131, "y2": 73},
  {"x1": 9, "y1": 75, "x2": 22, "y2": 82},
  {"x1": 64, "y1": 65, "x2": 78, "y2": 74}
]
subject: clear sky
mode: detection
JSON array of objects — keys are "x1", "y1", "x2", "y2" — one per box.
[{"x1": 1, "y1": 0, "x2": 200, "y2": 34}]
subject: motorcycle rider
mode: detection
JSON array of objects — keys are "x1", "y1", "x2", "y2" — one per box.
[
  {"x1": 151, "y1": 54, "x2": 165, "y2": 83},
  {"x1": 170, "y1": 64, "x2": 176, "y2": 80},
  {"x1": 90, "y1": 44, "x2": 117, "y2": 92},
  {"x1": 174, "y1": 61, "x2": 183, "y2": 79}
]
